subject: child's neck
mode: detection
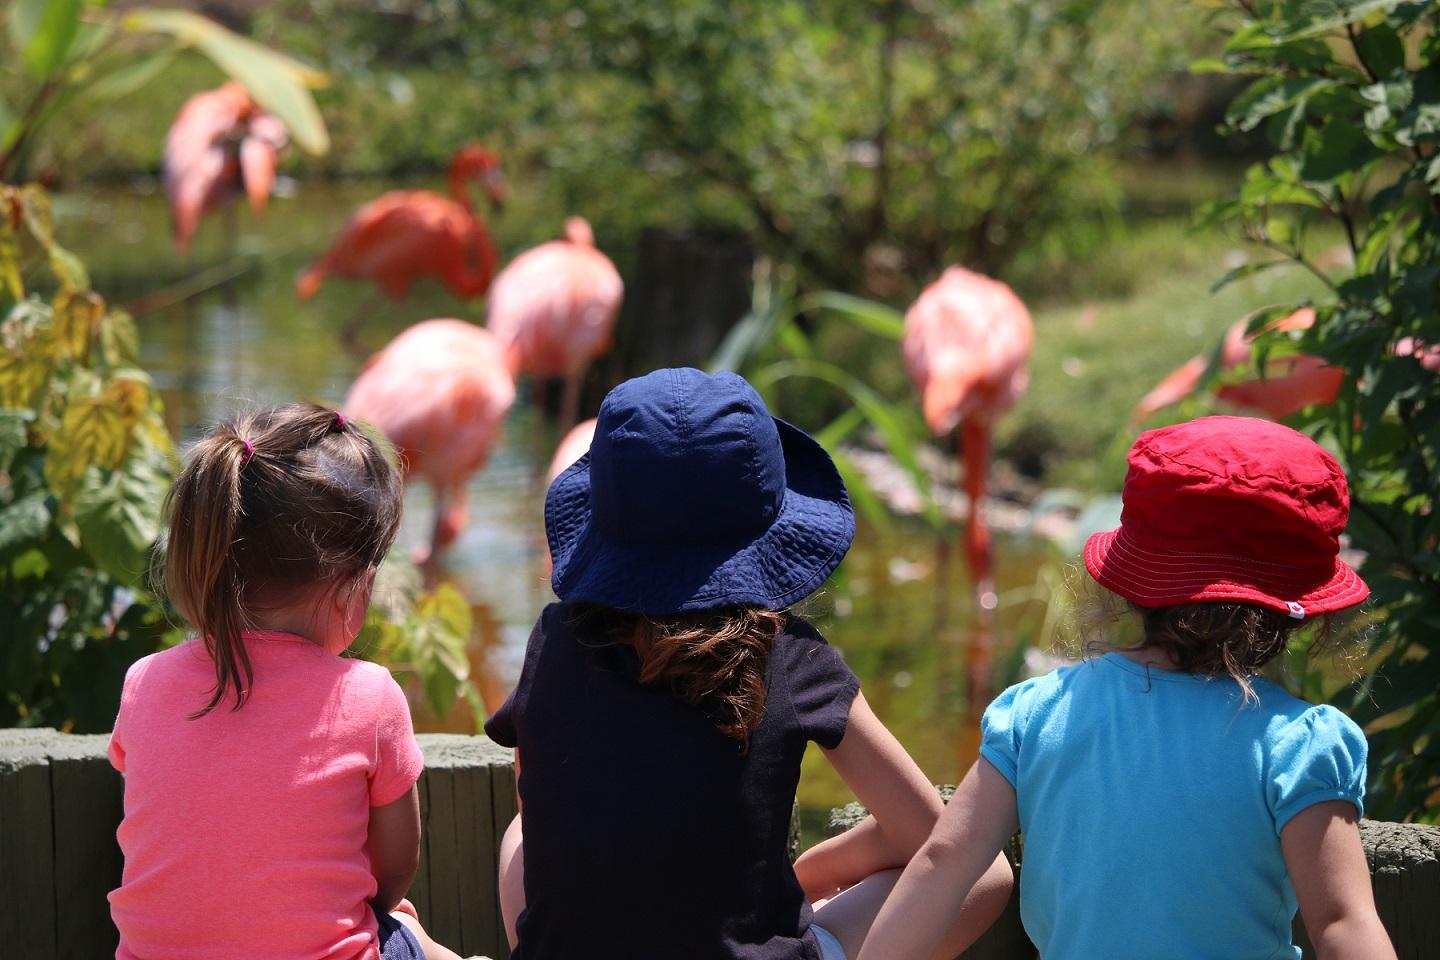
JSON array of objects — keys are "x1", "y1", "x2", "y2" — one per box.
[{"x1": 1116, "y1": 646, "x2": 1182, "y2": 672}]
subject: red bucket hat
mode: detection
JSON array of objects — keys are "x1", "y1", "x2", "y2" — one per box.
[{"x1": 1084, "y1": 416, "x2": 1368, "y2": 620}]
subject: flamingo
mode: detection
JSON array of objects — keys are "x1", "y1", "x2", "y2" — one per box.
[
  {"x1": 486, "y1": 217, "x2": 623, "y2": 426},
  {"x1": 164, "y1": 82, "x2": 287, "y2": 254},
  {"x1": 902, "y1": 267, "x2": 1034, "y2": 616},
  {"x1": 296, "y1": 145, "x2": 506, "y2": 320},
  {"x1": 1131, "y1": 308, "x2": 1343, "y2": 425},
  {"x1": 344, "y1": 319, "x2": 516, "y2": 567}
]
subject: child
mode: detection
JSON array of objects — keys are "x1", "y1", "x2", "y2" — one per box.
[
  {"x1": 858, "y1": 416, "x2": 1397, "y2": 960},
  {"x1": 485, "y1": 368, "x2": 1013, "y2": 960},
  {"x1": 107, "y1": 403, "x2": 462, "y2": 960}
]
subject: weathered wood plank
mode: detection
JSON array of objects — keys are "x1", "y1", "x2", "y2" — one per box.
[
  {"x1": 489, "y1": 760, "x2": 519, "y2": 960},
  {"x1": 424, "y1": 764, "x2": 461, "y2": 946},
  {"x1": 0, "y1": 741, "x2": 57, "y2": 957},
  {"x1": 48, "y1": 734, "x2": 123, "y2": 960},
  {"x1": 455, "y1": 761, "x2": 496, "y2": 956}
]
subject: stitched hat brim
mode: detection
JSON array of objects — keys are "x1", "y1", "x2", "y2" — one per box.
[
  {"x1": 545, "y1": 418, "x2": 855, "y2": 614},
  {"x1": 1083, "y1": 526, "x2": 1369, "y2": 618}
]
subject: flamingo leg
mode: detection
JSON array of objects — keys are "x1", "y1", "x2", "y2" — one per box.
[
  {"x1": 959, "y1": 419, "x2": 996, "y2": 712},
  {"x1": 559, "y1": 371, "x2": 582, "y2": 431}
]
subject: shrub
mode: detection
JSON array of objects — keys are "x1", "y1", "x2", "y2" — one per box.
[{"x1": 1205, "y1": 0, "x2": 1440, "y2": 821}]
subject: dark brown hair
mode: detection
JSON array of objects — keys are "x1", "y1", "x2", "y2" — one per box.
[
  {"x1": 578, "y1": 604, "x2": 785, "y2": 750},
  {"x1": 163, "y1": 403, "x2": 403, "y2": 716}
]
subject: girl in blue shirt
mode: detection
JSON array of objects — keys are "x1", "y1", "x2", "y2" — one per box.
[{"x1": 859, "y1": 416, "x2": 1396, "y2": 960}]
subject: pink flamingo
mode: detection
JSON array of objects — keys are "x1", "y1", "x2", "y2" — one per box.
[
  {"x1": 903, "y1": 267, "x2": 1034, "y2": 619},
  {"x1": 486, "y1": 217, "x2": 623, "y2": 426},
  {"x1": 344, "y1": 319, "x2": 516, "y2": 566},
  {"x1": 1132, "y1": 308, "x2": 1343, "y2": 425},
  {"x1": 297, "y1": 145, "x2": 506, "y2": 314},
  {"x1": 164, "y1": 82, "x2": 288, "y2": 254}
]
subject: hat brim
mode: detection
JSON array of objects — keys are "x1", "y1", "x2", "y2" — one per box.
[
  {"x1": 1083, "y1": 526, "x2": 1369, "y2": 619},
  {"x1": 545, "y1": 417, "x2": 855, "y2": 614}
]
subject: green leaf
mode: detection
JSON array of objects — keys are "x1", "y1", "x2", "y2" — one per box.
[
  {"x1": 407, "y1": 584, "x2": 472, "y2": 717},
  {"x1": 0, "y1": 408, "x2": 32, "y2": 472},
  {"x1": 1299, "y1": 120, "x2": 1384, "y2": 182},
  {"x1": 1226, "y1": 76, "x2": 1336, "y2": 133},
  {"x1": 1356, "y1": 22, "x2": 1406, "y2": 77},
  {"x1": 123, "y1": 9, "x2": 331, "y2": 155},
  {"x1": 73, "y1": 441, "x2": 170, "y2": 587},
  {"x1": 1210, "y1": 259, "x2": 1289, "y2": 293},
  {"x1": 800, "y1": 291, "x2": 907, "y2": 339},
  {"x1": 84, "y1": 50, "x2": 179, "y2": 102},
  {"x1": 1281, "y1": 0, "x2": 1408, "y2": 42},
  {"x1": 0, "y1": 493, "x2": 51, "y2": 563},
  {"x1": 8, "y1": 0, "x2": 83, "y2": 78}
]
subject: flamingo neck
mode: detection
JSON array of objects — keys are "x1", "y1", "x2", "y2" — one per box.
[{"x1": 450, "y1": 167, "x2": 476, "y2": 213}]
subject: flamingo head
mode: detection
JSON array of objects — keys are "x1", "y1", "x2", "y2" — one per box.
[
  {"x1": 919, "y1": 352, "x2": 986, "y2": 436},
  {"x1": 562, "y1": 216, "x2": 595, "y2": 246},
  {"x1": 451, "y1": 144, "x2": 507, "y2": 210}
]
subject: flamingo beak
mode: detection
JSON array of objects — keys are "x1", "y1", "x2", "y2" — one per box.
[
  {"x1": 482, "y1": 169, "x2": 508, "y2": 211},
  {"x1": 240, "y1": 138, "x2": 279, "y2": 213}
]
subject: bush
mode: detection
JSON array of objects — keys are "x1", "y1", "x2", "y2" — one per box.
[{"x1": 1206, "y1": 0, "x2": 1440, "y2": 821}]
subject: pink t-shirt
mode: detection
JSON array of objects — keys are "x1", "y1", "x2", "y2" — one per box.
[{"x1": 107, "y1": 631, "x2": 425, "y2": 960}]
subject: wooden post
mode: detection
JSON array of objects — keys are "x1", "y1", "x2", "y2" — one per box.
[{"x1": 0, "y1": 729, "x2": 58, "y2": 958}]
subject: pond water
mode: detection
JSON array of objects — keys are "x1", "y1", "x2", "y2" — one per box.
[{"x1": 53, "y1": 179, "x2": 1069, "y2": 825}]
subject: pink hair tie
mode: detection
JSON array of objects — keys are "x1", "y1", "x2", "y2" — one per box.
[
  {"x1": 332, "y1": 411, "x2": 347, "y2": 433},
  {"x1": 240, "y1": 439, "x2": 255, "y2": 464}
]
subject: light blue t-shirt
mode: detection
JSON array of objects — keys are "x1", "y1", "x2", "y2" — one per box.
[{"x1": 980, "y1": 653, "x2": 1367, "y2": 960}]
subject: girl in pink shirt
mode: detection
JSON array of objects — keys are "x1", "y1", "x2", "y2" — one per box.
[{"x1": 108, "y1": 403, "x2": 462, "y2": 960}]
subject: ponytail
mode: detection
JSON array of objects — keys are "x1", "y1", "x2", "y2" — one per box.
[
  {"x1": 163, "y1": 404, "x2": 403, "y2": 716},
  {"x1": 165, "y1": 429, "x2": 255, "y2": 716}
]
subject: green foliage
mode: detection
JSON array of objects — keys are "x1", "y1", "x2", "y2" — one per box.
[
  {"x1": 0, "y1": 181, "x2": 178, "y2": 731},
  {"x1": 0, "y1": 1, "x2": 329, "y2": 181},
  {"x1": 357, "y1": 564, "x2": 482, "y2": 729},
  {"x1": 1206, "y1": 0, "x2": 1440, "y2": 821},
  {"x1": 255, "y1": 0, "x2": 1193, "y2": 291}
]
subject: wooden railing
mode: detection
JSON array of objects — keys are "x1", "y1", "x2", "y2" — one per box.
[{"x1": 2, "y1": 730, "x2": 1437, "y2": 959}]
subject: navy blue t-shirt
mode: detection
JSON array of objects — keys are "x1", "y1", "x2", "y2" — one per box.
[{"x1": 484, "y1": 603, "x2": 860, "y2": 960}]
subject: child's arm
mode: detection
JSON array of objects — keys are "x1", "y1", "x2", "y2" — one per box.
[
  {"x1": 854, "y1": 756, "x2": 1018, "y2": 960},
  {"x1": 792, "y1": 691, "x2": 944, "y2": 898},
  {"x1": 366, "y1": 783, "x2": 421, "y2": 915},
  {"x1": 1282, "y1": 800, "x2": 1396, "y2": 960}
]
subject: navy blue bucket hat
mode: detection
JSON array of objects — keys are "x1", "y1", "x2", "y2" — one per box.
[{"x1": 545, "y1": 368, "x2": 856, "y2": 614}]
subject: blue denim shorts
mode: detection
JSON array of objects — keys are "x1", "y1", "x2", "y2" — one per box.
[
  {"x1": 376, "y1": 910, "x2": 425, "y2": 960},
  {"x1": 811, "y1": 923, "x2": 846, "y2": 960}
]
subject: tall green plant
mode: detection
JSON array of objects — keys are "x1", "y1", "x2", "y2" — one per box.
[{"x1": 1205, "y1": 0, "x2": 1440, "y2": 820}]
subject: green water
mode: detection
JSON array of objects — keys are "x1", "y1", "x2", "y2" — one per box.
[{"x1": 52, "y1": 180, "x2": 1064, "y2": 818}]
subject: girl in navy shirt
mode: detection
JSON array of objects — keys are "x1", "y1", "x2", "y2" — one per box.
[{"x1": 485, "y1": 368, "x2": 1012, "y2": 960}]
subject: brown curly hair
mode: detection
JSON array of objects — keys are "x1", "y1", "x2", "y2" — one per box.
[{"x1": 576, "y1": 604, "x2": 785, "y2": 750}]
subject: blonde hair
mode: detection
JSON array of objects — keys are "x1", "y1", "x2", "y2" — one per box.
[{"x1": 163, "y1": 403, "x2": 403, "y2": 716}]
